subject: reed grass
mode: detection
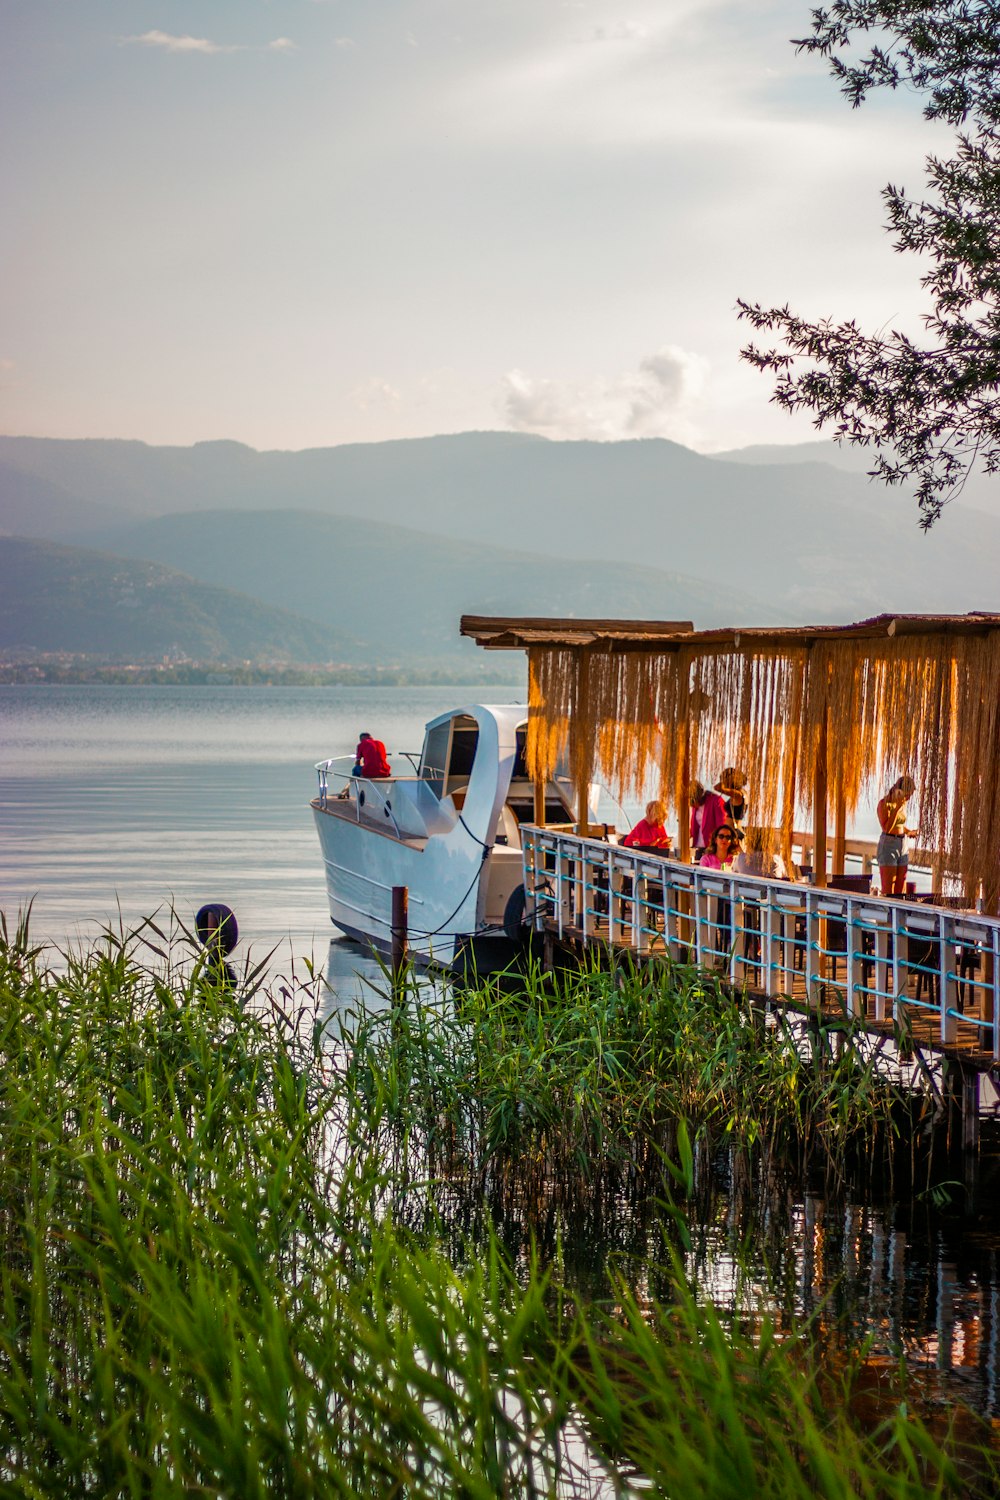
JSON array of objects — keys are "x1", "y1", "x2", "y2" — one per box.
[
  {"x1": 0, "y1": 912, "x2": 993, "y2": 1496},
  {"x1": 345, "y1": 956, "x2": 906, "y2": 1203}
]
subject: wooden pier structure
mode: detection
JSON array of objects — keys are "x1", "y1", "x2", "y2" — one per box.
[{"x1": 462, "y1": 611, "x2": 1000, "y2": 1143}]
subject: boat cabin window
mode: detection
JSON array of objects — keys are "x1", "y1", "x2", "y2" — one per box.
[
  {"x1": 419, "y1": 723, "x2": 451, "y2": 798},
  {"x1": 513, "y1": 729, "x2": 528, "y2": 780},
  {"x1": 507, "y1": 799, "x2": 576, "y2": 825},
  {"x1": 418, "y1": 715, "x2": 480, "y2": 799},
  {"x1": 507, "y1": 723, "x2": 575, "y2": 822},
  {"x1": 447, "y1": 718, "x2": 479, "y2": 789}
]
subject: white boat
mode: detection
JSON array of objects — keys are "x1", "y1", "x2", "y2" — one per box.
[{"x1": 311, "y1": 703, "x2": 580, "y2": 968}]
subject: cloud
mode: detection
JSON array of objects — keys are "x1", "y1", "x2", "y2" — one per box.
[
  {"x1": 499, "y1": 346, "x2": 709, "y2": 442},
  {"x1": 120, "y1": 31, "x2": 229, "y2": 54},
  {"x1": 588, "y1": 22, "x2": 650, "y2": 42},
  {"x1": 119, "y1": 31, "x2": 296, "y2": 55},
  {"x1": 351, "y1": 377, "x2": 402, "y2": 413}
]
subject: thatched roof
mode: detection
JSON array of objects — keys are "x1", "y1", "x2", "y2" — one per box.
[
  {"x1": 461, "y1": 612, "x2": 1000, "y2": 650},
  {"x1": 461, "y1": 612, "x2": 1000, "y2": 907}
]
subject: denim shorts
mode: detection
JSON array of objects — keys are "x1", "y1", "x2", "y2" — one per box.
[{"x1": 877, "y1": 832, "x2": 907, "y2": 867}]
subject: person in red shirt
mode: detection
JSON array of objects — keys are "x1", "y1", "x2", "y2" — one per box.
[
  {"x1": 354, "y1": 732, "x2": 392, "y2": 778},
  {"x1": 622, "y1": 800, "x2": 673, "y2": 853}
]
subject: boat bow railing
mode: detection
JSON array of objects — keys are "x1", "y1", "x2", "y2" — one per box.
[
  {"x1": 521, "y1": 826, "x2": 1000, "y2": 1062},
  {"x1": 314, "y1": 756, "x2": 404, "y2": 839},
  {"x1": 315, "y1": 756, "x2": 354, "y2": 808}
]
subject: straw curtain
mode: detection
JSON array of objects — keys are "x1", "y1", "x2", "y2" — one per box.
[{"x1": 526, "y1": 631, "x2": 1000, "y2": 906}]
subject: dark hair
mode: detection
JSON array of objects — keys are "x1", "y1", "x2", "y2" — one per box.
[
  {"x1": 359, "y1": 731, "x2": 372, "y2": 740},
  {"x1": 710, "y1": 823, "x2": 737, "y2": 855}
]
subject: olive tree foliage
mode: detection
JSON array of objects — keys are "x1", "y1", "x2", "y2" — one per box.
[{"x1": 738, "y1": 2, "x2": 1000, "y2": 528}]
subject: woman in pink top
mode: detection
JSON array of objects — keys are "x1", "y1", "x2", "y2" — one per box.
[
  {"x1": 698, "y1": 823, "x2": 738, "y2": 870},
  {"x1": 622, "y1": 800, "x2": 673, "y2": 852}
]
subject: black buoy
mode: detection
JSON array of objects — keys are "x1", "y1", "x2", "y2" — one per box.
[
  {"x1": 195, "y1": 903, "x2": 239, "y2": 986},
  {"x1": 195, "y1": 903, "x2": 239, "y2": 955}
]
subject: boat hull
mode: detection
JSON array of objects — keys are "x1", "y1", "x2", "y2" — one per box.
[
  {"x1": 312, "y1": 703, "x2": 533, "y2": 970},
  {"x1": 312, "y1": 800, "x2": 522, "y2": 966}
]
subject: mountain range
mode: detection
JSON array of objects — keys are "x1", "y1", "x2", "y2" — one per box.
[
  {"x1": 0, "y1": 538, "x2": 351, "y2": 663},
  {"x1": 2, "y1": 431, "x2": 998, "y2": 667}
]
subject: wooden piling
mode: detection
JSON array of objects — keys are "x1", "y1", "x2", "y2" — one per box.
[{"x1": 391, "y1": 885, "x2": 408, "y2": 1000}]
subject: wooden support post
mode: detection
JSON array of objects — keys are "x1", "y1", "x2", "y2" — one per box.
[
  {"x1": 812, "y1": 708, "x2": 829, "y2": 982},
  {"x1": 533, "y1": 775, "x2": 545, "y2": 828},
  {"x1": 833, "y1": 767, "x2": 847, "y2": 877},
  {"x1": 575, "y1": 645, "x2": 590, "y2": 839},
  {"x1": 678, "y1": 719, "x2": 691, "y2": 864},
  {"x1": 813, "y1": 706, "x2": 829, "y2": 889},
  {"x1": 391, "y1": 885, "x2": 408, "y2": 1001},
  {"x1": 943, "y1": 1060, "x2": 980, "y2": 1202},
  {"x1": 962, "y1": 1065, "x2": 980, "y2": 1158},
  {"x1": 962, "y1": 1064, "x2": 980, "y2": 1210}
]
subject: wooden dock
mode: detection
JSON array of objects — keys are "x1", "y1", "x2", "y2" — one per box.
[{"x1": 522, "y1": 827, "x2": 1000, "y2": 1085}]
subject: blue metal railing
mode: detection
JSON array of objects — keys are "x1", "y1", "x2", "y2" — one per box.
[{"x1": 521, "y1": 827, "x2": 1000, "y2": 1061}]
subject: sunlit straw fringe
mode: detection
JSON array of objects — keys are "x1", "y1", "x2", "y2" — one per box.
[{"x1": 527, "y1": 631, "x2": 1000, "y2": 907}]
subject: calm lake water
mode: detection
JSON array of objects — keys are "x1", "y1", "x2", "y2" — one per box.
[
  {"x1": 5, "y1": 683, "x2": 1000, "y2": 1424},
  {"x1": 0, "y1": 683, "x2": 523, "y2": 1001}
]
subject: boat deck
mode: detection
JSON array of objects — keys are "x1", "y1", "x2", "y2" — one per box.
[{"x1": 311, "y1": 795, "x2": 428, "y2": 850}]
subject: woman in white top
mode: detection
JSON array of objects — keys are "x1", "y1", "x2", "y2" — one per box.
[{"x1": 733, "y1": 827, "x2": 787, "y2": 880}]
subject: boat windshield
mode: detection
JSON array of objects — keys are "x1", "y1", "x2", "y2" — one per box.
[{"x1": 418, "y1": 714, "x2": 480, "y2": 799}]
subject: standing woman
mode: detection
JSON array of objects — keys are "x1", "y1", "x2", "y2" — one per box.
[
  {"x1": 715, "y1": 768, "x2": 749, "y2": 831},
  {"x1": 689, "y1": 780, "x2": 729, "y2": 860},
  {"x1": 877, "y1": 774, "x2": 917, "y2": 896}
]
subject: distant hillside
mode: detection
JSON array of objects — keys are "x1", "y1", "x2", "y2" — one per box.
[
  {"x1": 713, "y1": 438, "x2": 1000, "y2": 516},
  {"x1": 0, "y1": 458, "x2": 128, "y2": 537},
  {"x1": 0, "y1": 538, "x2": 356, "y2": 663},
  {"x1": 3, "y1": 430, "x2": 1000, "y2": 623},
  {"x1": 713, "y1": 439, "x2": 880, "y2": 474},
  {"x1": 74, "y1": 509, "x2": 791, "y2": 662}
]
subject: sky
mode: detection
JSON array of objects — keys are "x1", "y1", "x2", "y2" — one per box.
[{"x1": 1, "y1": 0, "x2": 947, "y2": 454}]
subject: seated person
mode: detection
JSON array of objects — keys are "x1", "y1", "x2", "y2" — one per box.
[
  {"x1": 698, "y1": 823, "x2": 738, "y2": 870},
  {"x1": 354, "y1": 731, "x2": 392, "y2": 778},
  {"x1": 622, "y1": 800, "x2": 673, "y2": 853},
  {"x1": 733, "y1": 826, "x2": 787, "y2": 880}
]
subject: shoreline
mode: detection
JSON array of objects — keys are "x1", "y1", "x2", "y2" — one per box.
[{"x1": 0, "y1": 663, "x2": 525, "y2": 688}]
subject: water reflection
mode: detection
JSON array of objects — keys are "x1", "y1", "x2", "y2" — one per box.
[
  {"x1": 322, "y1": 936, "x2": 395, "y2": 1015},
  {"x1": 497, "y1": 1154, "x2": 1000, "y2": 1421}
]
